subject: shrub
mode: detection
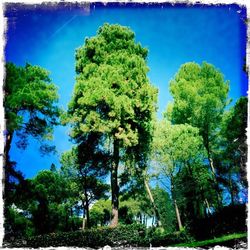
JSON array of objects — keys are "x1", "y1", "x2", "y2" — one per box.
[
  {"x1": 6, "y1": 223, "x2": 148, "y2": 248},
  {"x1": 146, "y1": 227, "x2": 193, "y2": 246}
]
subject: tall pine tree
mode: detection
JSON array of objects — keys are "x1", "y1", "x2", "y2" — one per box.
[{"x1": 66, "y1": 24, "x2": 157, "y2": 227}]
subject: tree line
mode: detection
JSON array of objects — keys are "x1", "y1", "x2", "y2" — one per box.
[{"x1": 3, "y1": 23, "x2": 247, "y2": 239}]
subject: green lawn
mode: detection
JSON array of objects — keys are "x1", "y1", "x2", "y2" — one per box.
[{"x1": 172, "y1": 232, "x2": 247, "y2": 248}]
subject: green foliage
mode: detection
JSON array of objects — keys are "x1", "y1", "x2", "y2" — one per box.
[
  {"x1": 60, "y1": 141, "x2": 109, "y2": 228},
  {"x1": 89, "y1": 199, "x2": 111, "y2": 227},
  {"x1": 3, "y1": 30, "x2": 246, "y2": 245},
  {"x1": 174, "y1": 162, "x2": 217, "y2": 223},
  {"x1": 66, "y1": 23, "x2": 158, "y2": 226},
  {"x1": 4, "y1": 62, "x2": 60, "y2": 150},
  {"x1": 152, "y1": 186, "x2": 176, "y2": 233},
  {"x1": 152, "y1": 119, "x2": 214, "y2": 228},
  {"x1": 167, "y1": 61, "x2": 231, "y2": 211},
  {"x1": 168, "y1": 62, "x2": 229, "y2": 132},
  {"x1": 217, "y1": 97, "x2": 248, "y2": 191},
  {"x1": 9, "y1": 224, "x2": 148, "y2": 248},
  {"x1": 66, "y1": 22, "x2": 158, "y2": 169},
  {"x1": 6, "y1": 168, "x2": 82, "y2": 237},
  {"x1": 4, "y1": 207, "x2": 35, "y2": 239},
  {"x1": 153, "y1": 120, "x2": 204, "y2": 175},
  {"x1": 67, "y1": 23, "x2": 157, "y2": 147},
  {"x1": 4, "y1": 63, "x2": 60, "y2": 237},
  {"x1": 167, "y1": 62, "x2": 230, "y2": 179},
  {"x1": 30, "y1": 169, "x2": 73, "y2": 234},
  {"x1": 119, "y1": 198, "x2": 142, "y2": 221},
  {"x1": 147, "y1": 228, "x2": 193, "y2": 246},
  {"x1": 89, "y1": 198, "x2": 144, "y2": 227}
]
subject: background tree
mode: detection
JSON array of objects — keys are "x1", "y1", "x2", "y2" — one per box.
[
  {"x1": 152, "y1": 186, "x2": 176, "y2": 232},
  {"x1": 4, "y1": 62, "x2": 60, "y2": 161},
  {"x1": 152, "y1": 119, "x2": 215, "y2": 230},
  {"x1": 4, "y1": 178, "x2": 35, "y2": 239},
  {"x1": 66, "y1": 23, "x2": 157, "y2": 227},
  {"x1": 89, "y1": 199, "x2": 111, "y2": 227},
  {"x1": 223, "y1": 97, "x2": 247, "y2": 189},
  {"x1": 5, "y1": 167, "x2": 79, "y2": 238},
  {"x1": 167, "y1": 62, "x2": 230, "y2": 206},
  {"x1": 4, "y1": 62, "x2": 60, "y2": 236},
  {"x1": 60, "y1": 136, "x2": 109, "y2": 230},
  {"x1": 215, "y1": 96, "x2": 248, "y2": 204},
  {"x1": 31, "y1": 169, "x2": 69, "y2": 234},
  {"x1": 89, "y1": 196, "x2": 152, "y2": 227}
]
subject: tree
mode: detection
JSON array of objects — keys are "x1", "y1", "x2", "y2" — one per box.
[
  {"x1": 30, "y1": 169, "x2": 71, "y2": 234},
  {"x1": 143, "y1": 169, "x2": 162, "y2": 227},
  {"x1": 89, "y1": 197, "x2": 147, "y2": 227},
  {"x1": 66, "y1": 23, "x2": 157, "y2": 227},
  {"x1": 89, "y1": 199, "x2": 111, "y2": 227},
  {"x1": 152, "y1": 186, "x2": 176, "y2": 233},
  {"x1": 60, "y1": 137, "x2": 109, "y2": 229},
  {"x1": 223, "y1": 97, "x2": 247, "y2": 188},
  {"x1": 215, "y1": 97, "x2": 248, "y2": 204},
  {"x1": 4, "y1": 179, "x2": 35, "y2": 239},
  {"x1": 174, "y1": 161, "x2": 216, "y2": 229},
  {"x1": 7, "y1": 168, "x2": 74, "y2": 236},
  {"x1": 4, "y1": 62, "x2": 60, "y2": 158},
  {"x1": 3, "y1": 62, "x2": 60, "y2": 237},
  {"x1": 167, "y1": 62, "x2": 230, "y2": 205},
  {"x1": 153, "y1": 119, "x2": 214, "y2": 230},
  {"x1": 4, "y1": 62, "x2": 60, "y2": 203}
]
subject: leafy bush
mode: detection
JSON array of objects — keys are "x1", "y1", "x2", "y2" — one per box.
[
  {"x1": 147, "y1": 227, "x2": 193, "y2": 246},
  {"x1": 7, "y1": 223, "x2": 148, "y2": 248}
]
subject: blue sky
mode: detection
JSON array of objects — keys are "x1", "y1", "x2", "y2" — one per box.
[{"x1": 4, "y1": 3, "x2": 247, "y2": 178}]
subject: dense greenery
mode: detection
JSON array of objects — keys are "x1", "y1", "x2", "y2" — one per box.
[
  {"x1": 4, "y1": 224, "x2": 192, "y2": 248},
  {"x1": 167, "y1": 62, "x2": 230, "y2": 208},
  {"x1": 64, "y1": 23, "x2": 158, "y2": 227},
  {"x1": 3, "y1": 23, "x2": 247, "y2": 247},
  {"x1": 4, "y1": 62, "x2": 60, "y2": 239}
]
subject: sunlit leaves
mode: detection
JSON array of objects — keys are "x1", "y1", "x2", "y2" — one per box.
[
  {"x1": 168, "y1": 62, "x2": 229, "y2": 137},
  {"x1": 153, "y1": 120, "x2": 204, "y2": 175},
  {"x1": 68, "y1": 24, "x2": 157, "y2": 150}
]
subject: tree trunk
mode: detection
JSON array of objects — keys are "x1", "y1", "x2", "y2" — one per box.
[
  {"x1": 211, "y1": 160, "x2": 223, "y2": 207},
  {"x1": 208, "y1": 156, "x2": 216, "y2": 178},
  {"x1": 110, "y1": 139, "x2": 119, "y2": 227},
  {"x1": 170, "y1": 175, "x2": 183, "y2": 231},
  {"x1": 4, "y1": 130, "x2": 13, "y2": 164},
  {"x1": 144, "y1": 178, "x2": 162, "y2": 227},
  {"x1": 82, "y1": 174, "x2": 90, "y2": 230},
  {"x1": 86, "y1": 199, "x2": 90, "y2": 229},
  {"x1": 84, "y1": 187, "x2": 90, "y2": 229},
  {"x1": 228, "y1": 175, "x2": 235, "y2": 206},
  {"x1": 204, "y1": 198, "x2": 212, "y2": 215},
  {"x1": 3, "y1": 131, "x2": 13, "y2": 202},
  {"x1": 82, "y1": 203, "x2": 90, "y2": 230},
  {"x1": 82, "y1": 212, "x2": 86, "y2": 230},
  {"x1": 174, "y1": 199, "x2": 183, "y2": 231},
  {"x1": 205, "y1": 144, "x2": 223, "y2": 208},
  {"x1": 139, "y1": 213, "x2": 142, "y2": 224},
  {"x1": 70, "y1": 208, "x2": 73, "y2": 231}
]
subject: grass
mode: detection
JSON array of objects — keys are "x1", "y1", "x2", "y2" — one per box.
[{"x1": 172, "y1": 232, "x2": 247, "y2": 248}]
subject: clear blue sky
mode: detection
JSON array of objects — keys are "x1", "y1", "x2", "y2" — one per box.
[{"x1": 5, "y1": 3, "x2": 247, "y2": 178}]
